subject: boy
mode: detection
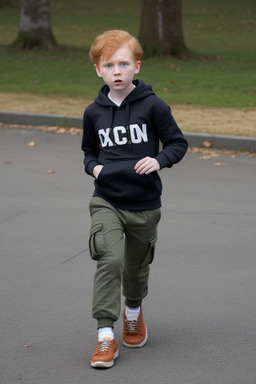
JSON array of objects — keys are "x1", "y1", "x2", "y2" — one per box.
[{"x1": 81, "y1": 30, "x2": 188, "y2": 368}]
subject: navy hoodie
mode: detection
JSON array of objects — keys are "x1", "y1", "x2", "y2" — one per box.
[{"x1": 81, "y1": 79, "x2": 188, "y2": 210}]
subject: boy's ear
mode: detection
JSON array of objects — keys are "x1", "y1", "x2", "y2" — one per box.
[
  {"x1": 135, "y1": 61, "x2": 141, "y2": 75},
  {"x1": 94, "y1": 64, "x2": 102, "y2": 78}
]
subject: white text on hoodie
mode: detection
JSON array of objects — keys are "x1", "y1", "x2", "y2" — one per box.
[{"x1": 98, "y1": 124, "x2": 148, "y2": 147}]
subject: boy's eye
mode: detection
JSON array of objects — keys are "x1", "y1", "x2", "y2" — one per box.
[
  {"x1": 105, "y1": 64, "x2": 112, "y2": 69},
  {"x1": 121, "y1": 62, "x2": 128, "y2": 67}
]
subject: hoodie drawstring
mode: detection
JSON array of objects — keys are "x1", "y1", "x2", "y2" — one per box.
[
  {"x1": 109, "y1": 104, "x2": 132, "y2": 150},
  {"x1": 109, "y1": 106, "x2": 116, "y2": 148},
  {"x1": 125, "y1": 104, "x2": 132, "y2": 150}
]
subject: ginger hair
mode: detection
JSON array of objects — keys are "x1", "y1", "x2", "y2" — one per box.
[{"x1": 89, "y1": 30, "x2": 143, "y2": 66}]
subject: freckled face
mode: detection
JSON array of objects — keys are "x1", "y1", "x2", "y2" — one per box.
[{"x1": 94, "y1": 44, "x2": 141, "y2": 94}]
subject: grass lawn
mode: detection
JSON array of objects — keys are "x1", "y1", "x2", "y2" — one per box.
[{"x1": 0, "y1": 0, "x2": 256, "y2": 136}]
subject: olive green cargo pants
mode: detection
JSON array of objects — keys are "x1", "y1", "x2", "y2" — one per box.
[{"x1": 89, "y1": 197, "x2": 161, "y2": 329}]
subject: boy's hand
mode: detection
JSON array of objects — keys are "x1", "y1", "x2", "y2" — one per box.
[
  {"x1": 134, "y1": 157, "x2": 160, "y2": 175},
  {"x1": 93, "y1": 165, "x2": 103, "y2": 179}
]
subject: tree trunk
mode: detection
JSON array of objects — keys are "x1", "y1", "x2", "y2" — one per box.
[
  {"x1": 12, "y1": 0, "x2": 57, "y2": 50},
  {"x1": 139, "y1": 0, "x2": 189, "y2": 57}
]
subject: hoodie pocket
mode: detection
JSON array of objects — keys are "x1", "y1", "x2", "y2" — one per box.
[
  {"x1": 89, "y1": 223, "x2": 106, "y2": 260},
  {"x1": 96, "y1": 161, "x2": 162, "y2": 202}
]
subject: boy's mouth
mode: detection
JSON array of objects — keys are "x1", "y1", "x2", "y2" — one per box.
[{"x1": 114, "y1": 80, "x2": 122, "y2": 84}]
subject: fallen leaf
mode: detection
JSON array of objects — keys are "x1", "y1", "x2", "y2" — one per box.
[
  {"x1": 27, "y1": 141, "x2": 36, "y2": 147},
  {"x1": 24, "y1": 344, "x2": 32, "y2": 348},
  {"x1": 46, "y1": 170, "x2": 56, "y2": 174},
  {"x1": 56, "y1": 128, "x2": 66, "y2": 134},
  {"x1": 211, "y1": 153, "x2": 220, "y2": 158},
  {"x1": 214, "y1": 162, "x2": 227, "y2": 167},
  {"x1": 4, "y1": 161, "x2": 12, "y2": 164},
  {"x1": 69, "y1": 128, "x2": 81, "y2": 135},
  {"x1": 199, "y1": 155, "x2": 212, "y2": 160},
  {"x1": 203, "y1": 141, "x2": 212, "y2": 148}
]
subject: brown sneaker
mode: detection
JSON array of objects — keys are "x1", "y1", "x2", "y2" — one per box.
[
  {"x1": 91, "y1": 338, "x2": 119, "y2": 368},
  {"x1": 123, "y1": 306, "x2": 148, "y2": 348}
]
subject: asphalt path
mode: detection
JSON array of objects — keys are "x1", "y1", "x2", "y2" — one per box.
[{"x1": 0, "y1": 127, "x2": 256, "y2": 384}]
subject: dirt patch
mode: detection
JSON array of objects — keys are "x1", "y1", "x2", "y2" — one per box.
[
  {"x1": 0, "y1": 93, "x2": 90, "y2": 117},
  {"x1": 1, "y1": 92, "x2": 256, "y2": 137},
  {"x1": 172, "y1": 105, "x2": 256, "y2": 137}
]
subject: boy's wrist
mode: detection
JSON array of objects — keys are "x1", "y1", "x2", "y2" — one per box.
[
  {"x1": 93, "y1": 164, "x2": 103, "y2": 179},
  {"x1": 86, "y1": 161, "x2": 101, "y2": 176}
]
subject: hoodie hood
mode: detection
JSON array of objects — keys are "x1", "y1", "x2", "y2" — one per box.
[{"x1": 94, "y1": 79, "x2": 156, "y2": 108}]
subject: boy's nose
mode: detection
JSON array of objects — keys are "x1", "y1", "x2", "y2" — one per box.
[{"x1": 114, "y1": 65, "x2": 121, "y2": 75}]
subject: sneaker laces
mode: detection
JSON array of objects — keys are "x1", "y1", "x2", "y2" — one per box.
[
  {"x1": 98, "y1": 340, "x2": 111, "y2": 352},
  {"x1": 125, "y1": 319, "x2": 138, "y2": 333}
]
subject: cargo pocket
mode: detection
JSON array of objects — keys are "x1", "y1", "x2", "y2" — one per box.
[
  {"x1": 89, "y1": 223, "x2": 106, "y2": 260},
  {"x1": 140, "y1": 236, "x2": 157, "y2": 267}
]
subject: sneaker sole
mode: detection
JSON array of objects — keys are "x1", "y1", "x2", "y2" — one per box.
[
  {"x1": 91, "y1": 350, "x2": 119, "y2": 368},
  {"x1": 123, "y1": 327, "x2": 148, "y2": 348}
]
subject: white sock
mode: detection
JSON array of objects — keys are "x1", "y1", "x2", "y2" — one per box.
[
  {"x1": 125, "y1": 306, "x2": 140, "y2": 321},
  {"x1": 98, "y1": 327, "x2": 114, "y2": 342}
]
